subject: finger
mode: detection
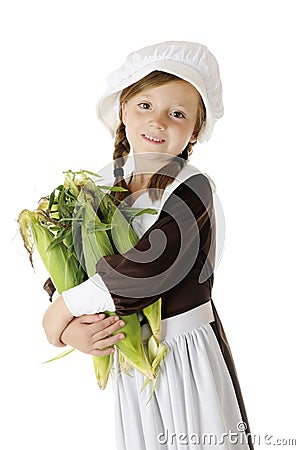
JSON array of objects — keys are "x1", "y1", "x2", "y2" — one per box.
[
  {"x1": 86, "y1": 316, "x2": 124, "y2": 337},
  {"x1": 78, "y1": 314, "x2": 106, "y2": 324},
  {"x1": 92, "y1": 319, "x2": 125, "y2": 340},
  {"x1": 80, "y1": 314, "x2": 120, "y2": 328},
  {"x1": 100, "y1": 315, "x2": 123, "y2": 329},
  {"x1": 91, "y1": 347, "x2": 115, "y2": 357},
  {"x1": 93, "y1": 332, "x2": 125, "y2": 350}
]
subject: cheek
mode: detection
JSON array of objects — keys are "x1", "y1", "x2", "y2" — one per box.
[
  {"x1": 180, "y1": 128, "x2": 196, "y2": 147},
  {"x1": 176, "y1": 124, "x2": 194, "y2": 140},
  {"x1": 123, "y1": 108, "x2": 140, "y2": 128},
  {"x1": 124, "y1": 125, "x2": 132, "y2": 143},
  {"x1": 123, "y1": 121, "x2": 137, "y2": 148},
  {"x1": 121, "y1": 103, "x2": 129, "y2": 125}
]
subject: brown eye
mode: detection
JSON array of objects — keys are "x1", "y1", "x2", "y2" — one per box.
[
  {"x1": 138, "y1": 102, "x2": 151, "y2": 109},
  {"x1": 171, "y1": 111, "x2": 185, "y2": 118}
]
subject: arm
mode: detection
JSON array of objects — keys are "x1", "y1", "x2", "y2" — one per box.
[
  {"x1": 43, "y1": 173, "x2": 213, "y2": 343},
  {"x1": 42, "y1": 297, "x2": 125, "y2": 352},
  {"x1": 42, "y1": 273, "x2": 116, "y2": 346},
  {"x1": 42, "y1": 294, "x2": 73, "y2": 346},
  {"x1": 97, "y1": 173, "x2": 214, "y2": 315}
]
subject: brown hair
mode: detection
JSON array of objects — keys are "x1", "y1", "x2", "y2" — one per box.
[{"x1": 112, "y1": 71, "x2": 206, "y2": 203}]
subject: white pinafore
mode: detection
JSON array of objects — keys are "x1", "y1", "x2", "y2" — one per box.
[{"x1": 111, "y1": 164, "x2": 250, "y2": 450}]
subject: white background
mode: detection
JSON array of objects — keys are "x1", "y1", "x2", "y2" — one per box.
[{"x1": 1, "y1": 0, "x2": 299, "y2": 448}]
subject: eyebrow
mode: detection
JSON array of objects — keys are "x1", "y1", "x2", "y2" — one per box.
[{"x1": 135, "y1": 94, "x2": 192, "y2": 110}]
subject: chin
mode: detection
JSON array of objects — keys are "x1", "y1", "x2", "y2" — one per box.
[{"x1": 133, "y1": 150, "x2": 176, "y2": 159}]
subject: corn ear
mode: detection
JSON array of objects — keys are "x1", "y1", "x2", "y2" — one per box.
[
  {"x1": 148, "y1": 337, "x2": 168, "y2": 376},
  {"x1": 143, "y1": 297, "x2": 163, "y2": 341},
  {"x1": 141, "y1": 335, "x2": 168, "y2": 403},
  {"x1": 20, "y1": 169, "x2": 164, "y2": 398},
  {"x1": 80, "y1": 180, "x2": 138, "y2": 254},
  {"x1": 107, "y1": 311, "x2": 155, "y2": 380},
  {"x1": 18, "y1": 209, "x2": 84, "y2": 293},
  {"x1": 110, "y1": 209, "x2": 139, "y2": 254},
  {"x1": 117, "y1": 352, "x2": 133, "y2": 375},
  {"x1": 76, "y1": 184, "x2": 155, "y2": 382},
  {"x1": 100, "y1": 196, "x2": 139, "y2": 254},
  {"x1": 93, "y1": 354, "x2": 114, "y2": 390},
  {"x1": 142, "y1": 297, "x2": 168, "y2": 400},
  {"x1": 78, "y1": 201, "x2": 114, "y2": 276}
]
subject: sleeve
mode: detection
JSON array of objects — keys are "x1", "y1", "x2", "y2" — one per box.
[
  {"x1": 61, "y1": 273, "x2": 115, "y2": 317},
  {"x1": 96, "y1": 173, "x2": 214, "y2": 315}
]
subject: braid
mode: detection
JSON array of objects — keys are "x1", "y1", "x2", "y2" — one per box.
[
  {"x1": 111, "y1": 122, "x2": 131, "y2": 204},
  {"x1": 147, "y1": 142, "x2": 192, "y2": 203}
]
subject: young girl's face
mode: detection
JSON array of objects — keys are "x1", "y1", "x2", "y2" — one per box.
[{"x1": 121, "y1": 79, "x2": 199, "y2": 158}]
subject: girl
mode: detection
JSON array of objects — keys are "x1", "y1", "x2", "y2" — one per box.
[{"x1": 43, "y1": 41, "x2": 254, "y2": 450}]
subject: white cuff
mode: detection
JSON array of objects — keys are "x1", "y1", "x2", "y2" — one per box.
[{"x1": 62, "y1": 273, "x2": 116, "y2": 317}]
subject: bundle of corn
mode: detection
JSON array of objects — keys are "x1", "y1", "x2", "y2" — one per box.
[{"x1": 18, "y1": 170, "x2": 168, "y2": 395}]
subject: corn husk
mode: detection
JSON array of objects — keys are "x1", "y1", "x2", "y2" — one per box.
[
  {"x1": 93, "y1": 352, "x2": 114, "y2": 390},
  {"x1": 75, "y1": 180, "x2": 155, "y2": 383},
  {"x1": 18, "y1": 169, "x2": 167, "y2": 394},
  {"x1": 18, "y1": 209, "x2": 84, "y2": 294}
]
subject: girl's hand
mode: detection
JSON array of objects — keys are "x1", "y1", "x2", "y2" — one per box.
[
  {"x1": 61, "y1": 314, "x2": 125, "y2": 356},
  {"x1": 42, "y1": 294, "x2": 74, "y2": 347}
]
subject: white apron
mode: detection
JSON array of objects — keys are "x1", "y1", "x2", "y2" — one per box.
[{"x1": 110, "y1": 165, "x2": 250, "y2": 450}]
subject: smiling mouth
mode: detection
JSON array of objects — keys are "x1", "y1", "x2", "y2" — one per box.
[{"x1": 142, "y1": 134, "x2": 165, "y2": 143}]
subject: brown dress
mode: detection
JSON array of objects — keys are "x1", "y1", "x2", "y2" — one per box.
[
  {"x1": 96, "y1": 173, "x2": 254, "y2": 450},
  {"x1": 44, "y1": 169, "x2": 254, "y2": 449}
]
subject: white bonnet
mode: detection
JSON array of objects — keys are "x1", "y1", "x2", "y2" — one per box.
[{"x1": 97, "y1": 41, "x2": 224, "y2": 143}]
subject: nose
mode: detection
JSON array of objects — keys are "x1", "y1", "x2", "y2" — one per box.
[{"x1": 148, "y1": 111, "x2": 166, "y2": 129}]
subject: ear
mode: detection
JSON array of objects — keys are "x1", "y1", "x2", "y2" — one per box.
[
  {"x1": 189, "y1": 132, "x2": 198, "y2": 144},
  {"x1": 121, "y1": 102, "x2": 127, "y2": 126}
]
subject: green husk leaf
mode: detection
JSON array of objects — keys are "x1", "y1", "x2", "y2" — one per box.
[
  {"x1": 99, "y1": 185, "x2": 128, "y2": 192},
  {"x1": 43, "y1": 347, "x2": 75, "y2": 363},
  {"x1": 120, "y1": 207, "x2": 158, "y2": 225},
  {"x1": 143, "y1": 298, "x2": 162, "y2": 341}
]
